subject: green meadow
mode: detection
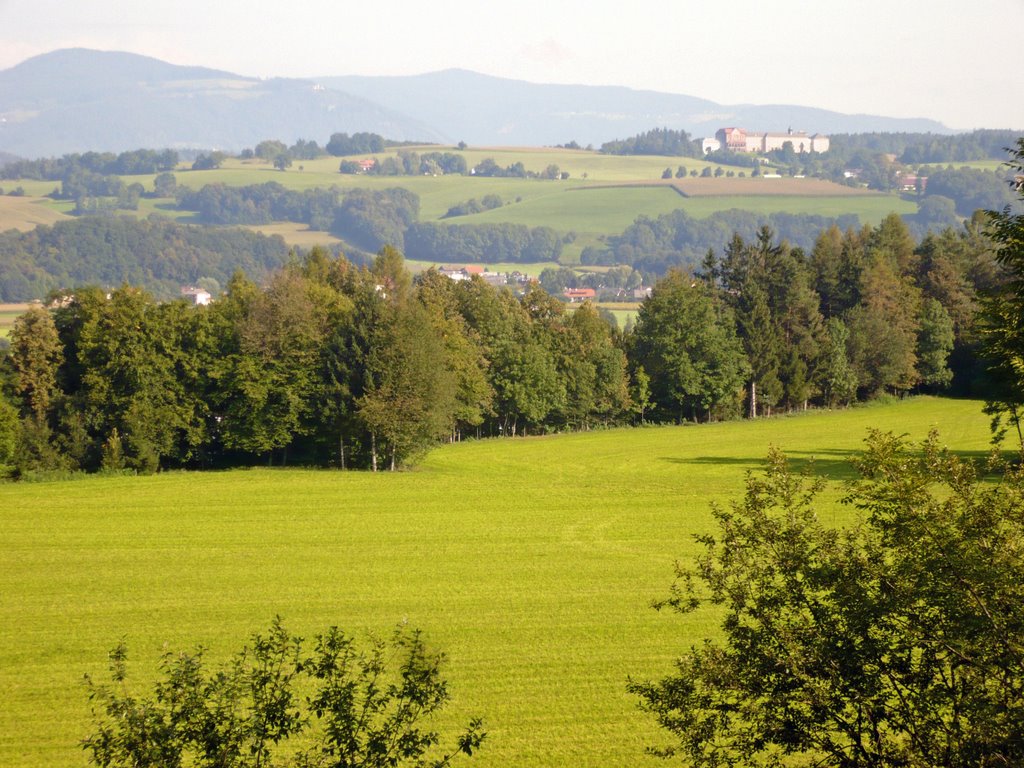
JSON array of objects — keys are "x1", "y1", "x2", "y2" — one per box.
[
  {"x1": 0, "y1": 148, "x2": 913, "y2": 252},
  {"x1": 0, "y1": 304, "x2": 32, "y2": 339},
  {"x1": 0, "y1": 397, "x2": 993, "y2": 768}
]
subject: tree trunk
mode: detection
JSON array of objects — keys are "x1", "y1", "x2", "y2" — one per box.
[
  {"x1": 749, "y1": 380, "x2": 757, "y2": 419},
  {"x1": 338, "y1": 434, "x2": 345, "y2": 470},
  {"x1": 370, "y1": 432, "x2": 378, "y2": 472}
]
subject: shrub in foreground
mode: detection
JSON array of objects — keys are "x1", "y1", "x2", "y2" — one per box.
[{"x1": 83, "y1": 619, "x2": 485, "y2": 768}]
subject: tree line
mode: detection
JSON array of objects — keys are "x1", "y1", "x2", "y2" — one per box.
[
  {"x1": 0, "y1": 148, "x2": 179, "y2": 181},
  {"x1": 0, "y1": 209, "x2": 996, "y2": 478},
  {"x1": 600, "y1": 128, "x2": 699, "y2": 157},
  {"x1": 829, "y1": 129, "x2": 1021, "y2": 164},
  {"x1": 632, "y1": 213, "x2": 995, "y2": 422},
  {"x1": 584, "y1": 208, "x2": 862, "y2": 273},
  {"x1": 0, "y1": 246, "x2": 636, "y2": 476}
]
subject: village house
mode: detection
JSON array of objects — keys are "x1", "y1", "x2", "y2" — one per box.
[
  {"x1": 898, "y1": 174, "x2": 928, "y2": 193},
  {"x1": 563, "y1": 288, "x2": 597, "y2": 303}
]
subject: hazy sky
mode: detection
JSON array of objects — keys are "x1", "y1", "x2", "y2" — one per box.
[{"x1": 1, "y1": 0, "x2": 1021, "y2": 130}]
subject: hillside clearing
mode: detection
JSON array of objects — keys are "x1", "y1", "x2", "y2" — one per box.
[{"x1": 0, "y1": 195, "x2": 71, "y2": 231}]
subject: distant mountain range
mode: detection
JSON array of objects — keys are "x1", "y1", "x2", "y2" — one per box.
[{"x1": 0, "y1": 48, "x2": 954, "y2": 159}]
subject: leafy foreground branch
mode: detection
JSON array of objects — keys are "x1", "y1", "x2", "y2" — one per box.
[
  {"x1": 631, "y1": 431, "x2": 1024, "y2": 767},
  {"x1": 83, "y1": 620, "x2": 485, "y2": 768}
]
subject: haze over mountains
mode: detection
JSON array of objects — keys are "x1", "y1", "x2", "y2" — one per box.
[{"x1": 0, "y1": 48, "x2": 954, "y2": 159}]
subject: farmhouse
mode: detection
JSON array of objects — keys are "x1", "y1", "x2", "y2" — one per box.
[
  {"x1": 181, "y1": 286, "x2": 212, "y2": 305},
  {"x1": 898, "y1": 174, "x2": 928, "y2": 193},
  {"x1": 439, "y1": 265, "x2": 509, "y2": 288},
  {"x1": 563, "y1": 288, "x2": 597, "y2": 303},
  {"x1": 705, "y1": 127, "x2": 830, "y2": 154}
]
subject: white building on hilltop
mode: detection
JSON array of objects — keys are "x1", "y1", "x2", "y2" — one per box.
[{"x1": 705, "y1": 127, "x2": 830, "y2": 154}]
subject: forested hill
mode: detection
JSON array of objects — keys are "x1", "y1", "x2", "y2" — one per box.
[
  {"x1": 0, "y1": 217, "x2": 292, "y2": 300},
  {"x1": 1, "y1": 49, "x2": 953, "y2": 158}
]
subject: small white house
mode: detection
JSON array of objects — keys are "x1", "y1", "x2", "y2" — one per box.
[{"x1": 181, "y1": 286, "x2": 212, "y2": 306}]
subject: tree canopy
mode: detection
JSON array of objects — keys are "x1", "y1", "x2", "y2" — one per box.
[
  {"x1": 980, "y1": 138, "x2": 1024, "y2": 449},
  {"x1": 631, "y1": 430, "x2": 1024, "y2": 767}
]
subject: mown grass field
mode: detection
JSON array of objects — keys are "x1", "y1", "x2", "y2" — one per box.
[
  {"x1": 0, "y1": 397, "x2": 993, "y2": 768},
  {"x1": 0, "y1": 195, "x2": 71, "y2": 231}
]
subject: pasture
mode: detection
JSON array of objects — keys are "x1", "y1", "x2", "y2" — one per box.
[
  {"x1": 0, "y1": 397, "x2": 993, "y2": 768},
  {"x1": 0, "y1": 195, "x2": 70, "y2": 232},
  {"x1": 0, "y1": 303, "x2": 32, "y2": 339},
  {"x1": 0, "y1": 148, "x2": 914, "y2": 248}
]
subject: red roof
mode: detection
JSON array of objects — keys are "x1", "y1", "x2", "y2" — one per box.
[{"x1": 563, "y1": 288, "x2": 596, "y2": 298}]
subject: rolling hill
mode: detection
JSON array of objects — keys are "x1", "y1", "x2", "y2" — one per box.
[{"x1": 0, "y1": 49, "x2": 443, "y2": 157}]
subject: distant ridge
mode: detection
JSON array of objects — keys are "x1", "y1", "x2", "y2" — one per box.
[
  {"x1": 0, "y1": 49, "x2": 954, "y2": 158},
  {"x1": 0, "y1": 49, "x2": 444, "y2": 157},
  {"x1": 321, "y1": 69, "x2": 954, "y2": 147}
]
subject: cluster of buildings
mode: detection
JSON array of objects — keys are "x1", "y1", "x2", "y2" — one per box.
[
  {"x1": 701, "y1": 127, "x2": 830, "y2": 155},
  {"x1": 437, "y1": 265, "x2": 533, "y2": 289}
]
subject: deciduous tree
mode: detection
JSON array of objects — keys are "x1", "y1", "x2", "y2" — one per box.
[
  {"x1": 981, "y1": 137, "x2": 1024, "y2": 449},
  {"x1": 632, "y1": 430, "x2": 1024, "y2": 767}
]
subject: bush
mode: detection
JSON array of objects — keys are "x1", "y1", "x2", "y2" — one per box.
[{"x1": 83, "y1": 619, "x2": 485, "y2": 768}]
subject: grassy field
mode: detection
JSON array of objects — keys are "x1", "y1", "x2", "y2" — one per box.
[
  {"x1": 0, "y1": 148, "x2": 913, "y2": 248},
  {"x1": 0, "y1": 303, "x2": 32, "y2": 339},
  {"x1": 595, "y1": 302, "x2": 641, "y2": 329},
  {"x1": 0, "y1": 195, "x2": 71, "y2": 231},
  {"x1": 0, "y1": 397, "x2": 993, "y2": 768}
]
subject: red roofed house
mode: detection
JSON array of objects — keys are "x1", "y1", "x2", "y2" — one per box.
[{"x1": 563, "y1": 288, "x2": 596, "y2": 303}]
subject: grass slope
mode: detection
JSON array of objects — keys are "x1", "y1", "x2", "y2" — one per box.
[
  {"x1": 0, "y1": 397, "x2": 992, "y2": 768},
  {"x1": 0, "y1": 195, "x2": 71, "y2": 232},
  {"x1": 0, "y1": 150, "x2": 911, "y2": 249}
]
